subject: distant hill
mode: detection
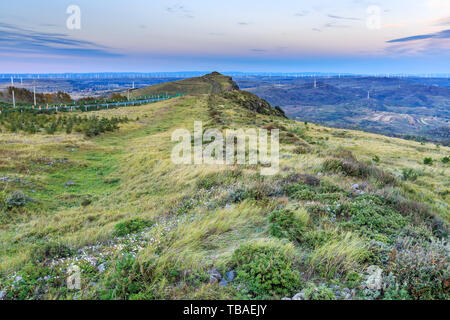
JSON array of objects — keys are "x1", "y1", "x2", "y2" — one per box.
[
  {"x1": 236, "y1": 76, "x2": 450, "y2": 145},
  {"x1": 130, "y1": 71, "x2": 239, "y2": 97}
]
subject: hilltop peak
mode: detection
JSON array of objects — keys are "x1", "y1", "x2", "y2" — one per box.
[{"x1": 130, "y1": 72, "x2": 239, "y2": 97}]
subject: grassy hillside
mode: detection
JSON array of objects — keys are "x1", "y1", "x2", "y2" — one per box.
[
  {"x1": 0, "y1": 75, "x2": 448, "y2": 300},
  {"x1": 129, "y1": 72, "x2": 239, "y2": 97}
]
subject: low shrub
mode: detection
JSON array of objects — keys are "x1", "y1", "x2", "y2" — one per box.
[
  {"x1": 31, "y1": 242, "x2": 73, "y2": 263},
  {"x1": 5, "y1": 191, "x2": 29, "y2": 210},
  {"x1": 293, "y1": 146, "x2": 310, "y2": 154},
  {"x1": 232, "y1": 239, "x2": 300, "y2": 297},
  {"x1": 303, "y1": 282, "x2": 336, "y2": 300},
  {"x1": 102, "y1": 254, "x2": 144, "y2": 299},
  {"x1": 2, "y1": 263, "x2": 66, "y2": 300},
  {"x1": 268, "y1": 208, "x2": 308, "y2": 241},
  {"x1": 340, "y1": 195, "x2": 410, "y2": 242},
  {"x1": 423, "y1": 157, "x2": 433, "y2": 165},
  {"x1": 401, "y1": 168, "x2": 419, "y2": 181},
  {"x1": 387, "y1": 236, "x2": 449, "y2": 300},
  {"x1": 322, "y1": 156, "x2": 396, "y2": 186},
  {"x1": 113, "y1": 218, "x2": 153, "y2": 237}
]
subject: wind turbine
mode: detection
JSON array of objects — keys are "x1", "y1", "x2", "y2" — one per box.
[
  {"x1": 11, "y1": 77, "x2": 16, "y2": 108},
  {"x1": 33, "y1": 81, "x2": 37, "y2": 106}
]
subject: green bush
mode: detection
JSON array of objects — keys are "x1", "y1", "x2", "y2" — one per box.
[
  {"x1": 340, "y1": 195, "x2": 409, "y2": 242},
  {"x1": 5, "y1": 191, "x2": 29, "y2": 210},
  {"x1": 423, "y1": 157, "x2": 433, "y2": 165},
  {"x1": 2, "y1": 263, "x2": 66, "y2": 300},
  {"x1": 322, "y1": 157, "x2": 396, "y2": 186},
  {"x1": 303, "y1": 283, "x2": 336, "y2": 300},
  {"x1": 31, "y1": 242, "x2": 73, "y2": 262},
  {"x1": 441, "y1": 156, "x2": 449, "y2": 164},
  {"x1": 269, "y1": 209, "x2": 306, "y2": 241},
  {"x1": 0, "y1": 110, "x2": 128, "y2": 137},
  {"x1": 401, "y1": 168, "x2": 419, "y2": 181},
  {"x1": 232, "y1": 240, "x2": 300, "y2": 297},
  {"x1": 103, "y1": 254, "x2": 144, "y2": 299},
  {"x1": 0, "y1": 191, "x2": 6, "y2": 209},
  {"x1": 382, "y1": 273, "x2": 412, "y2": 300},
  {"x1": 113, "y1": 218, "x2": 153, "y2": 237}
]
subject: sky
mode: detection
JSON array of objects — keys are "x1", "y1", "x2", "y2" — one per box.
[{"x1": 0, "y1": 0, "x2": 449, "y2": 74}]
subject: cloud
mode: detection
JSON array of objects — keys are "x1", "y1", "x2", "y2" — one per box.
[
  {"x1": 433, "y1": 16, "x2": 450, "y2": 26},
  {"x1": 250, "y1": 49, "x2": 267, "y2": 53},
  {"x1": 387, "y1": 29, "x2": 450, "y2": 43},
  {"x1": 0, "y1": 22, "x2": 122, "y2": 58},
  {"x1": 312, "y1": 28, "x2": 322, "y2": 32},
  {"x1": 165, "y1": 3, "x2": 194, "y2": 18},
  {"x1": 294, "y1": 11, "x2": 309, "y2": 17},
  {"x1": 385, "y1": 29, "x2": 450, "y2": 56},
  {"x1": 327, "y1": 14, "x2": 361, "y2": 21},
  {"x1": 238, "y1": 22, "x2": 250, "y2": 26},
  {"x1": 323, "y1": 22, "x2": 351, "y2": 29}
]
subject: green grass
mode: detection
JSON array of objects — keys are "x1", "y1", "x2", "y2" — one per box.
[{"x1": 0, "y1": 77, "x2": 448, "y2": 300}]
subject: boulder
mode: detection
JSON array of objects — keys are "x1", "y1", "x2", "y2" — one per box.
[
  {"x1": 364, "y1": 265, "x2": 383, "y2": 291},
  {"x1": 208, "y1": 268, "x2": 222, "y2": 284},
  {"x1": 292, "y1": 291, "x2": 306, "y2": 300}
]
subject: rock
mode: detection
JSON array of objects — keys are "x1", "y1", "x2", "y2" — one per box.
[
  {"x1": 208, "y1": 269, "x2": 222, "y2": 284},
  {"x1": 219, "y1": 278, "x2": 228, "y2": 287},
  {"x1": 364, "y1": 265, "x2": 383, "y2": 290},
  {"x1": 281, "y1": 297, "x2": 291, "y2": 300},
  {"x1": 352, "y1": 184, "x2": 360, "y2": 190},
  {"x1": 98, "y1": 263, "x2": 106, "y2": 273},
  {"x1": 14, "y1": 275, "x2": 23, "y2": 283},
  {"x1": 65, "y1": 181, "x2": 76, "y2": 186},
  {"x1": 226, "y1": 270, "x2": 236, "y2": 282},
  {"x1": 0, "y1": 290, "x2": 6, "y2": 300},
  {"x1": 237, "y1": 284, "x2": 248, "y2": 292},
  {"x1": 292, "y1": 291, "x2": 305, "y2": 300}
]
